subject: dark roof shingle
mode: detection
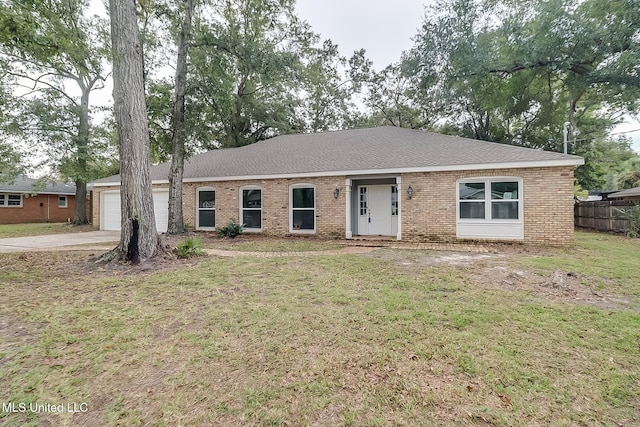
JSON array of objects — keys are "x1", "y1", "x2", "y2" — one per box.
[
  {"x1": 93, "y1": 127, "x2": 584, "y2": 184},
  {"x1": 0, "y1": 176, "x2": 76, "y2": 195}
]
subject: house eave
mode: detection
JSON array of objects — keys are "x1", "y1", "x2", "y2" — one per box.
[
  {"x1": 91, "y1": 159, "x2": 585, "y2": 187},
  {"x1": 0, "y1": 190, "x2": 76, "y2": 196}
]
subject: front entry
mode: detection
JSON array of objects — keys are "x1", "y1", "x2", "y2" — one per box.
[{"x1": 357, "y1": 185, "x2": 398, "y2": 236}]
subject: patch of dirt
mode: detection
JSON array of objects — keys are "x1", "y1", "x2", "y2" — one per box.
[
  {"x1": 3, "y1": 243, "x2": 204, "y2": 279},
  {"x1": 362, "y1": 248, "x2": 501, "y2": 267},
  {"x1": 469, "y1": 263, "x2": 636, "y2": 311},
  {"x1": 0, "y1": 315, "x2": 43, "y2": 369},
  {"x1": 362, "y1": 248, "x2": 637, "y2": 311}
]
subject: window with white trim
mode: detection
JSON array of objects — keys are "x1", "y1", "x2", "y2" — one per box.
[
  {"x1": 59, "y1": 196, "x2": 68, "y2": 208},
  {"x1": 197, "y1": 188, "x2": 215, "y2": 229},
  {"x1": 241, "y1": 187, "x2": 262, "y2": 230},
  {"x1": 290, "y1": 185, "x2": 315, "y2": 232},
  {"x1": 0, "y1": 193, "x2": 22, "y2": 207},
  {"x1": 458, "y1": 179, "x2": 521, "y2": 220}
]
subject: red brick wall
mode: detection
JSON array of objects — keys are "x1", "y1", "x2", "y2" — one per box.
[{"x1": 0, "y1": 193, "x2": 77, "y2": 224}]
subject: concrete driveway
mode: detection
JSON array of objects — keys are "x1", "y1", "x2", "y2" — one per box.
[{"x1": 0, "y1": 231, "x2": 120, "y2": 253}]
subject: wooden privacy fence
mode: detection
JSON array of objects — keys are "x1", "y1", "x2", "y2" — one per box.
[{"x1": 574, "y1": 200, "x2": 638, "y2": 232}]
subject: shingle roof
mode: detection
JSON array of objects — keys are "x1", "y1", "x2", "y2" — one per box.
[
  {"x1": 608, "y1": 187, "x2": 640, "y2": 198},
  {"x1": 0, "y1": 176, "x2": 76, "y2": 195},
  {"x1": 93, "y1": 126, "x2": 584, "y2": 184}
]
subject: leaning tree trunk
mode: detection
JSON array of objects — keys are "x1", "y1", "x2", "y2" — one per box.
[
  {"x1": 167, "y1": 0, "x2": 195, "y2": 235},
  {"x1": 109, "y1": 0, "x2": 160, "y2": 263}
]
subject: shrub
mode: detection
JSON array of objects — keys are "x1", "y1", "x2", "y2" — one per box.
[
  {"x1": 217, "y1": 219, "x2": 243, "y2": 238},
  {"x1": 176, "y1": 236, "x2": 205, "y2": 258},
  {"x1": 616, "y1": 205, "x2": 640, "y2": 238}
]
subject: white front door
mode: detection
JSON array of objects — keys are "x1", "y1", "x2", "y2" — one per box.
[{"x1": 357, "y1": 185, "x2": 397, "y2": 236}]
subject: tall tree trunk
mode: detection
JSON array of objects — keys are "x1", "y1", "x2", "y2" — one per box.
[
  {"x1": 109, "y1": 0, "x2": 160, "y2": 263},
  {"x1": 567, "y1": 88, "x2": 584, "y2": 151},
  {"x1": 73, "y1": 85, "x2": 90, "y2": 224},
  {"x1": 167, "y1": 0, "x2": 195, "y2": 235}
]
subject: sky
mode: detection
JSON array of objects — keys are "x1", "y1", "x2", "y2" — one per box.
[{"x1": 294, "y1": 0, "x2": 429, "y2": 70}]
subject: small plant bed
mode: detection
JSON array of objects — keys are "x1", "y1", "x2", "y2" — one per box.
[{"x1": 175, "y1": 236, "x2": 206, "y2": 258}]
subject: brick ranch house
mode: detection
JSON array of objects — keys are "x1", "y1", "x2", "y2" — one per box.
[
  {"x1": 0, "y1": 176, "x2": 78, "y2": 224},
  {"x1": 92, "y1": 127, "x2": 584, "y2": 245}
]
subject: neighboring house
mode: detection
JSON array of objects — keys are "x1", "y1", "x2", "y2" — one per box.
[
  {"x1": 92, "y1": 127, "x2": 584, "y2": 245},
  {"x1": 606, "y1": 187, "x2": 640, "y2": 201},
  {"x1": 0, "y1": 176, "x2": 77, "y2": 224}
]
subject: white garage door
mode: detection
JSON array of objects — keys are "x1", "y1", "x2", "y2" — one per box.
[{"x1": 100, "y1": 190, "x2": 169, "y2": 233}]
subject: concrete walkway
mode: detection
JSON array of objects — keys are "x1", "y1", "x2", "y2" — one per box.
[{"x1": 0, "y1": 231, "x2": 120, "y2": 253}]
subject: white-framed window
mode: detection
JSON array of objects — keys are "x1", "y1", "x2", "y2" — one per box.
[
  {"x1": 240, "y1": 186, "x2": 262, "y2": 231},
  {"x1": 457, "y1": 177, "x2": 524, "y2": 240},
  {"x1": 289, "y1": 184, "x2": 316, "y2": 233},
  {"x1": 458, "y1": 179, "x2": 521, "y2": 220},
  {"x1": 0, "y1": 193, "x2": 22, "y2": 207},
  {"x1": 196, "y1": 187, "x2": 216, "y2": 230},
  {"x1": 58, "y1": 196, "x2": 68, "y2": 208}
]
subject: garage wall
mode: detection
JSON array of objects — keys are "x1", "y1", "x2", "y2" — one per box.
[{"x1": 97, "y1": 187, "x2": 169, "y2": 232}]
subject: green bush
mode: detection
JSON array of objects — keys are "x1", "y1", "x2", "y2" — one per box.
[
  {"x1": 617, "y1": 205, "x2": 640, "y2": 238},
  {"x1": 216, "y1": 219, "x2": 243, "y2": 238},
  {"x1": 176, "y1": 236, "x2": 205, "y2": 258}
]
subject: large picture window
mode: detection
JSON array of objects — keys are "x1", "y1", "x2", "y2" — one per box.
[
  {"x1": 241, "y1": 187, "x2": 262, "y2": 231},
  {"x1": 197, "y1": 188, "x2": 215, "y2": 229},
  {"x1": 458, "y1": 179, "x2": 521, "y2": 221},
  {"x1": 290, "y1": 185, "x2": 315, "y2": 232}
]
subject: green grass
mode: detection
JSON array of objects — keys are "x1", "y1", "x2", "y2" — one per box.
[
  {"x1": 207, "y1": 236, "x2": 343, "y2": 252},
  {"x1": 0, "y1": 222, "x2": 92, "y2": 238},
  {"x1": 0, "y1": 231, "x2": 638, "y2": 426}
]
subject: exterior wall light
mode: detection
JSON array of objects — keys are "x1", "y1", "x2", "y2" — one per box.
[
  {"x1": 407, "y1": 186, "x2": 413, "y2": 199},
  {"x1": 333, "y1": 188, "x2": 340, "y2": 199}
]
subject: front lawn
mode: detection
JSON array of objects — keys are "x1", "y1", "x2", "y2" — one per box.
[
  {"x1": 0, "y1": 222, "x2": 93, "y2": 239},
  {"x1": 0, "y1": 231, "x2": 638, "y2": 426}
]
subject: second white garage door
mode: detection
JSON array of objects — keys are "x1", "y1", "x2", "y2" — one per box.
[{"x1": 100, "y1": 190, "x2": 169, "y2": 233}]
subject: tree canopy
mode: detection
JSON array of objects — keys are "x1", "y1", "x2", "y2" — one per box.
[
  {"x1": 403, "y1": 0, "x2": 640, "y2": 189},
  {"x1": 0, "y1": 0, "x2": 112, "y2": 222}
]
